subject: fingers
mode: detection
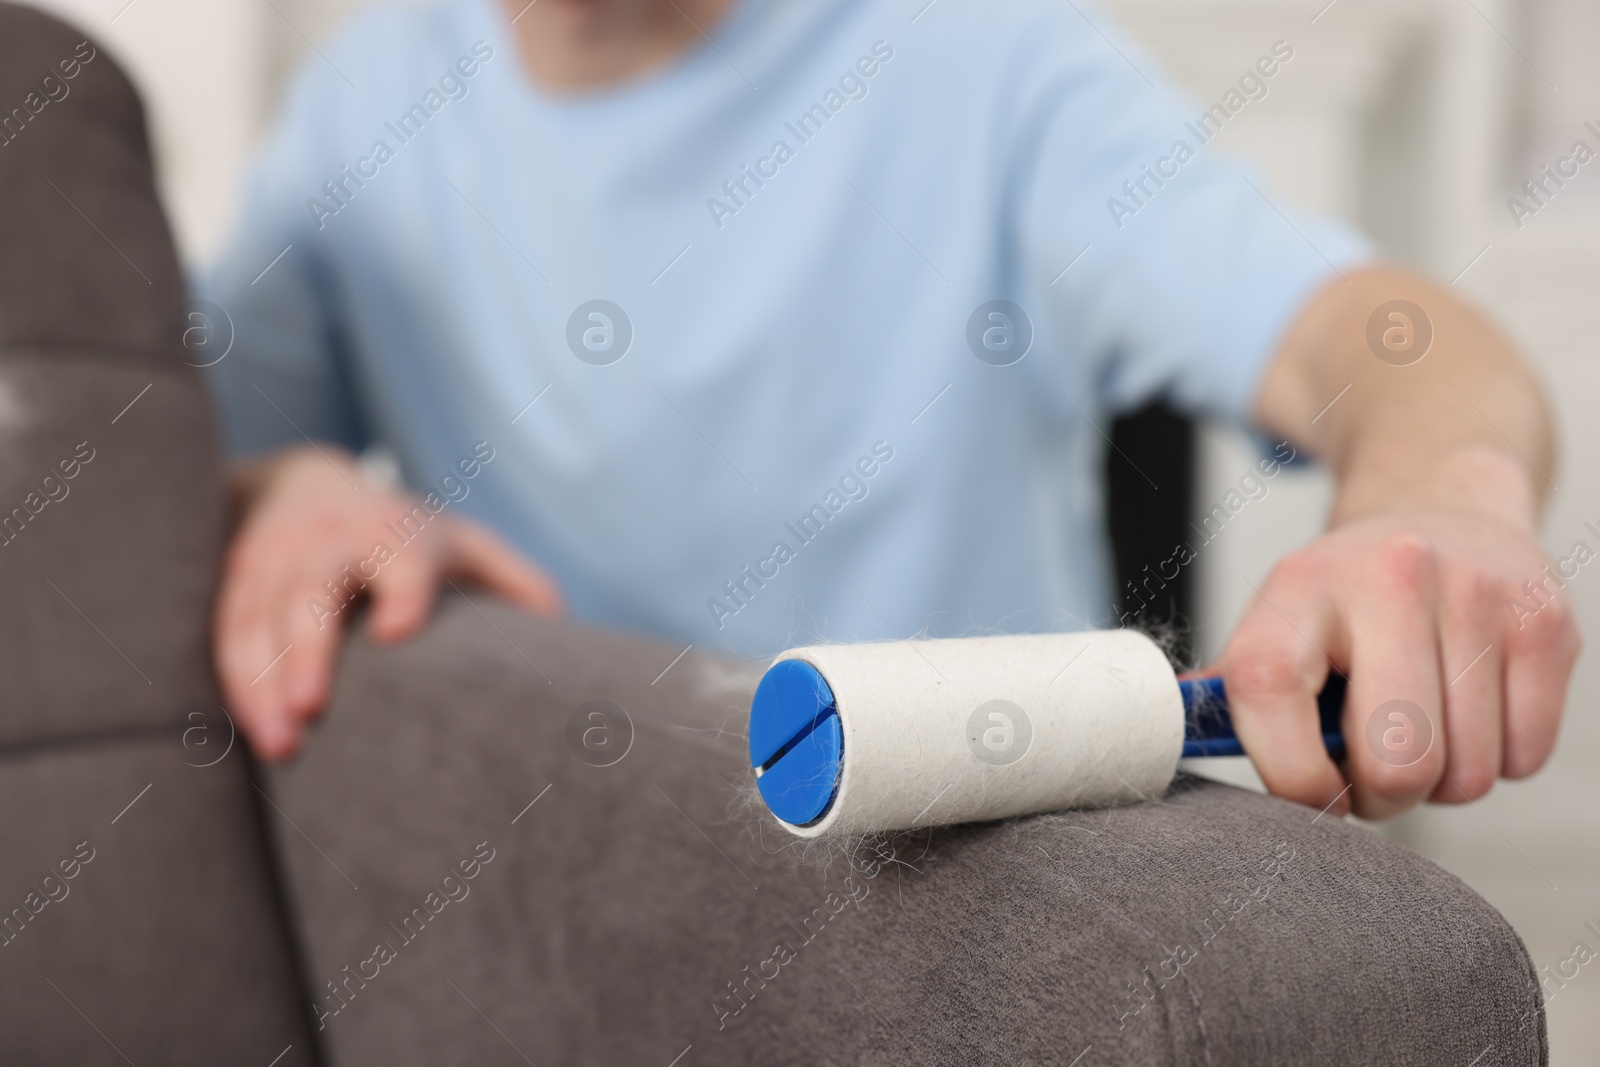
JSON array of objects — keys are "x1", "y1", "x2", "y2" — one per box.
[
  {"x1": 214, "y1": 544, "x2": 305, "y2": 762},
  {"x1": 280, "y1": 579, "x2": 346, "y2": 724},
  {"x1": 214, "y1": 466, "x2": 564, "y2": 767},
  {"x1": 1221, "y1": 512, "x2": 1578, "y2": 820},
  {"x1": 1342, "y1": 535, "x2": 1446, "y2": 820},
  {"x1": 1429, "y1": 568, "x2": 1503, "y2": 803},
  {"x1": 1220, "y1": 564, "x2": 1350, "y2": 813},
  {"x1": 365, "y1": 548, "x2": 441, "y2": 644},
  {"x1": 443, "y1": 517, "x2": 563, "y2": 616},
  {"x1": 1503, "y1": 588, "x2": 1581, "y2": 778}
]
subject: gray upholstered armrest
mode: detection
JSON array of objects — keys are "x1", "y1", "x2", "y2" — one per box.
[
  {"x1": 268, "y1": 594, "x2": 1546, "y2": 1066},
  {"x1": 0, "y1": 7, "x2": 315, "y2": 1063}
]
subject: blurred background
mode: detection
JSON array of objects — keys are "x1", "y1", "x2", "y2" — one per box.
[{"x1": 24, "y1": 0, "x2": 1599, "y2": 1058}]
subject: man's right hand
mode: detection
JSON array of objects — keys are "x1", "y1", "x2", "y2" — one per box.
[{"x1": 214, "y1": 445, "x2": 562, "y2": 761}]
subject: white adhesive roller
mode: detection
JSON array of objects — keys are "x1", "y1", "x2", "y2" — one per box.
[{"x1": 747, "y1": 631, "x2": 1187, "y2": 838}]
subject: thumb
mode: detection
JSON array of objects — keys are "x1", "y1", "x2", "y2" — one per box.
[{"x1": 442, "y1": 516, "x2": 563, "y2": 616}]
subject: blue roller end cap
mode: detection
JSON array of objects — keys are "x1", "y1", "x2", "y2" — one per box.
[{"x1": 749, "y1": 659, "x2": 843, "y2": 826}]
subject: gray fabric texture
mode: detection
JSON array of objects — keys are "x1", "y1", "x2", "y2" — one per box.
[
  {"x1": 0, "y1": 4, "x2": 222, "y2": 746},
  {"x1": 269, "y1": 596, "x2": 1548, "y2": 1066},
  {"x1": 0, "y1": 738, "x2": 318, "y2": 1065},
  {"x1": 0, "y1": 357, "x2": 224, "y2": 744},
  {"x1": 0, "y1": 4, "x2": 184, "y2": 355},
  {"x1": 0, "y1": 6, "x2": 318, "y2": 1064}
]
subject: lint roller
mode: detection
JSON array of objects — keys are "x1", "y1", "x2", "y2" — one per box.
[{"x1": 747, "y1": 630, "x2": 1346, "y2": 837}]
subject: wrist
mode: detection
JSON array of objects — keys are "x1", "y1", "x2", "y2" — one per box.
[
  {"x1": 1330, "y1": 442, "x2": 1540, "y2": 531},
  {"x1": 229, "y1": 444, "x2": 361, "y2": 505}
]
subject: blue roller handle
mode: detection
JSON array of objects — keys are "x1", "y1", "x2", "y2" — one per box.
[{"x1": 1179, "y1": 673, "x2": 1347, "y2": 760}]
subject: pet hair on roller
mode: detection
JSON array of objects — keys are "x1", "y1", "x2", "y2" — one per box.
[{"x1": 747, "y1": 630, "x2": 1346, "y2": 837}]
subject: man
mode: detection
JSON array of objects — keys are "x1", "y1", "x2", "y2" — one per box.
[{"x1": 204, "y1": 0, "x2": 1578, "y2": 823}]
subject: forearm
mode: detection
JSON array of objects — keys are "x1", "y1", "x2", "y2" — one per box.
[
  {"x1": 1225, "y1": 268, "x2": 1576, "y2": 819},
  {"x1": 1254, "y1": 266, "x2": 1554, "y2": 530}
]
